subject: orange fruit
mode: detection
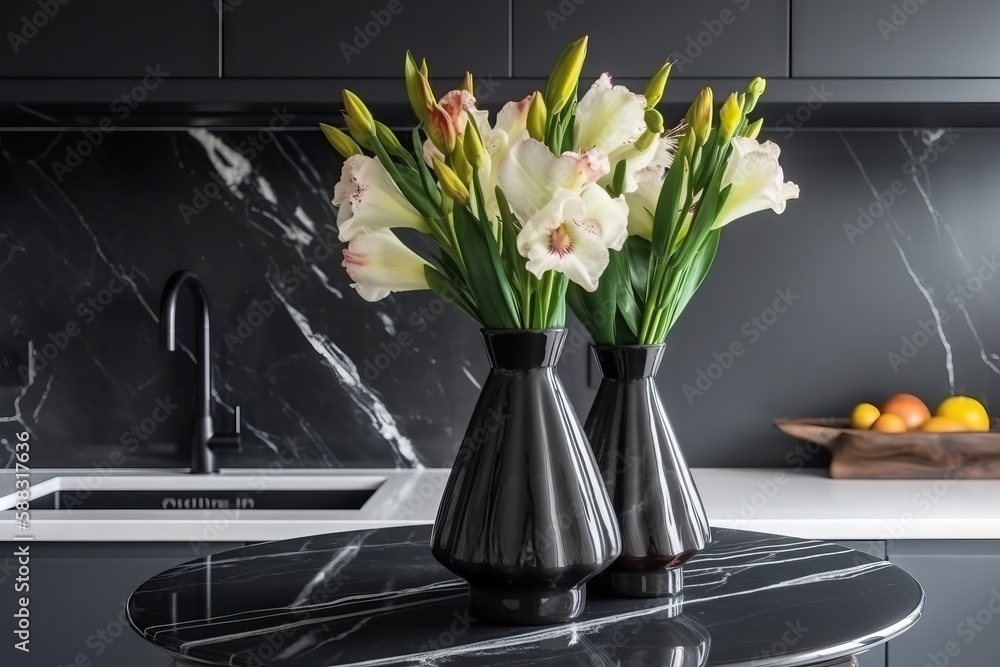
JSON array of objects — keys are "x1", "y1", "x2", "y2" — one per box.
[
  {"x1": 870, "y1": 413, "x2": 907, "y2": 433},
  {"x1": 850, "y1": 403, "x2": 881, "y2": 430},
  {"x1": 881, "y1": 393, "x2": 932, "y2": 430},
  {"x1": 920, "y1": 416, "x2": 969, "y2": 433},
  {"x1": 935, "y1": 395, "x2": 990, "y2": 432}
]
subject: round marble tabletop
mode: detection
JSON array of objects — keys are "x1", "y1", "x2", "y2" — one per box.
[{"x1": 127, "y1": 525, "x2": 923, "y2": 667}]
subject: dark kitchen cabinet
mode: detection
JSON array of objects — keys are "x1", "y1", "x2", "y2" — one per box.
[
  {"x1": 887, "y1": 541, "x2": 1000, "y2": 667},
  {"x1": 222, "y1": 0, "x2": 510, "y2": 78},
  {"x1": 512, "y1": 0, "x2": 788, "y2": 79},
  {"x1": 0, "y1": 0, "x2": 218, "y2": 78},
  {"x1": 0, "y1": 542, "x2": 240, "y2": 666},
  {"x1": 792, "y1": 0, "x2": 1000, "y2": 77}
]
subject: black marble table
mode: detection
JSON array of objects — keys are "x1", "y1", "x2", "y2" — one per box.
[{"x1": 127, "y1": 526, "x2": 923, "y2": 666}]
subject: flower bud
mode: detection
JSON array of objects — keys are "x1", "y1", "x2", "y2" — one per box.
[
  {"x1": 643, "y1": 108, "x2": 664, "y2": 135},
  {"x1": 635, "y1": 129, "x2": 657, "y2": 153},
  {"x1": 685, "y1": 87, "x2": 713, "y2": 145},
  {"x1": 375, "y1": 121, "x2": 405, "y2": 156},
  {"x1": 425, "y1": 105, "x2": 457, "y2": 154},
  {"x1": 643, "y1": 60, "x2": 673, "y2": 108},
  {"x1": 744, "y1": 118, "x2": 763, "y2": 140},
  {"x1": 342, "y1": 112, "x2": 372, "y2": 149},
  {"x1": 404, "y1": 52, "x2": 431, "y2": 123},
  {"x1": 719, "y1": 92, "x2": 743, "y2": 141},
  {"x1": 319, "y1": 123, "x2": 362, "y2": 158},
  {"x1": 452, "y1": 135, "x2": 473, "y2": 183},
  {"x1": 342, "y1": 89, "x2": 375, "y2": 138},
  {"x1": 459, "y1": 71, "x2": 474, "y2": 95},
  {"x1": 544, "y1": 35, "x2": 588, "y2": 114},
  {"x1": 527, "y1": 91, "x2": 547, "y2": 141},
  {"x1": 463, "y1": 123, "x2": 485, "y2": 170},
  {"x1": 744, "y1": 76, "x2": 766, "y2": 113},
  {"x1": 432, "y1": 156, "x2": 470, "y2": 205}
]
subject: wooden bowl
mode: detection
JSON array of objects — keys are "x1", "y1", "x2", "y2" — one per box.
[{"x1": 774, "y1": 417, "x2": 1000, "y2": 479}]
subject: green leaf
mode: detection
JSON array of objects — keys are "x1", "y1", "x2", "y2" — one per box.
[
  {"x1": 424, "y1": 265, "x2": 481, "y2": 323},
  {"x1": 651, "y1": 155, "x2": 689, "y2": 259},
  {"x1": 494, "y1": 187, "x2": 524, "y2": 290},
  {"x1": 612, "y1": 249, "x2": 642, "y2": 338},
  {"x1": 666, "y1": 229, "x2": 721, "y2": 332},
  {"x1": 411, "y1": 127, "x2": 441, "y2": 205},
  {"x1": 626, "y1": 237, "x2": 652, "y2": 302},
  {"x1": 370, "y1": 137, "x2": 439, "y2": 219},
  {"x1": 608, "y1": 160, "x2": 628, "y2": 198},
  {"x1": 452, "y1": 205, "x2": 520, "y2": 328}
]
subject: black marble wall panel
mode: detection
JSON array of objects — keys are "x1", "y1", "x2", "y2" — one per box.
[{"x1": 0, "y1": 127, "x2": 997, "y2": 470}]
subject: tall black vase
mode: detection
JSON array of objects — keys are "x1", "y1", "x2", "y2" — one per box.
[
  {"x1": 585, "y1": 345, "x2": 711, "y2": 598},
  {"x1": 431, "y1": 329, "x2": 622, "y2": 625}
]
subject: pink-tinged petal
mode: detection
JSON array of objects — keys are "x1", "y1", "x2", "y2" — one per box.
[
  {"x1": 341, "y1": 228, "x2": 429, "y2": 302},
  {"x1": 438, "y1": 89, "x2": 476, "y2": 135}
]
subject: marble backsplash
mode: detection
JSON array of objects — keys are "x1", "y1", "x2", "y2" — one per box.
[{"x1": 0, "y1": 127, "x2": 998, "y2": 470}]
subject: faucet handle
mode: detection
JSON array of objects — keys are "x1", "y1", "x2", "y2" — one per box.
[{"x1": 210, "y1": 406, "x2": 242, "y2": 453}]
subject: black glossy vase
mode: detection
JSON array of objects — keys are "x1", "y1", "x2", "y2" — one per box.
[
  {"x1": 586, "y1": 345, "x2": 711, "y2": 598},
  {"x1": 431, "y1": 329, "x2": 622, "y2": 625}
]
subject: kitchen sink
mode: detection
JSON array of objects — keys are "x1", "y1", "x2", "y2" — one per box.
[{"x1": 1, "y1": 473, "x2": 386, "y2": 511}]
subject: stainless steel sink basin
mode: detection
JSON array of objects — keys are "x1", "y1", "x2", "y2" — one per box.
[{"x1": 1, "y1": 474, "x2": 386, "y2": 511}]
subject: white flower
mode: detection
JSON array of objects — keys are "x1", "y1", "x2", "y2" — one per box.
[
  {"x1": 341, "y1": 228, "x2": 430, "y2": 302},
  {"x1": 333, "y1": 155, "x2": 429, "y2": 242},
  {"x1": 574, "y1": 74, "x2": 647, "y2": 157},
  {"x1": 623, "y1": 177, "x2": 660, "y2": 241},
  {"x1": 713, "y1": 136, "x2": 799, "y2": 229},
  {"x1": 498, "y1": 138, "x2": 609, "y2": 221}
]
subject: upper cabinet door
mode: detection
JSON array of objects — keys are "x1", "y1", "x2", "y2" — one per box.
[
  {"x1": 223, "y1": 0, "x2": 510, "y2": 78},
  {"x1": 512, "y1": 0, "x2": 789, "y2": 79},
  {"x1": 0, "y1": 0, "x2": 218, "y2": 77},
  {"x1": 793, "y1": 0, "x2": 1000, "y2": 77}
]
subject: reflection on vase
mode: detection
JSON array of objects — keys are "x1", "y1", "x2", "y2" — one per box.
[
  {"x1": 431, "y1": 329, "x2": 621, "y2": 625},
  {"x1": 586, "y1": 345, "x2": 711, "y2": 598}
]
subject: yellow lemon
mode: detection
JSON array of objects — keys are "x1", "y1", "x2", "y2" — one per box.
[
  {"x1": 870, "y1": 413, "x2": 907, "y2": 433},
  {"x1": 935, "y1": 395, "x2": 990, "y2": 432},
  {"x1": 850, "y1": 402, "x2": 881, "y2": 430},
  {"x1": 920, "y1": 416, "x2": 969, "y2": 433}
]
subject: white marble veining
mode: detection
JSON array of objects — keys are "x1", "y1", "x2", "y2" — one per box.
[{"x1": 3, "y1": 467, "x2": 1000, "y2": 542}]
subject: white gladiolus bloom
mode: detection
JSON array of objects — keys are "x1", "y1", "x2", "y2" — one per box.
[
  {"x1": 623, "y1": 177, "x2": 660, "y2": 241},
  {"x1": 341, "y1": 228, "x2": 430, "y2": 302},
  {"x1": 333, "y1": 155, "x2": 429, "y2": 242},
  {"x1": 713, "y1": 136, "x2": 800, "y2": 229},
  {"x1": 574, "y1": 74, "x2": 647, "y2": 157},
  {"x1": 516, "y1": 189, "x2": 628, "y2": 292}
]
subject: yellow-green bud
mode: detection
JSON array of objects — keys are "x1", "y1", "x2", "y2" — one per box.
[
  {"x1": 319, "y1": 123, "x2": 362, "y2": 158},
  {"x1": 635, "y1": 129, "x2": 657, "y2": 153},
  {"x1": 745, "y1": 118, "x2": 763, "y2": 140},
  {"x1": 404, "y1": 52, "x2": 430, "y2": 123},
  {"x1": 744, "y1": 76, "x2": 766, "y2": 113},
  {"x1": 342, "y1": 89, "x2": 375, "y2": 138},
  {"x1": 459, "y1": 71, "x2": 474, "y2": 95},
  {"x1": 544, "y1": 35, "x2": 588, "y2": 114},
  {"x1": 452, "y1": 135, "x2": 473, "y2": 183},
  {"x1": 685, "y1": 87, "x2": 713, "y2": 145},
  {"x1": 643, "y1": 60, "x2": 673, "y2": 108},
  {"x1": 432, "y1": 156, "x2": 470, "y2": 205},
  {"x1": 342, "y1": 112, "x2": 372, "y2": 149},
  {"x1": 375, "y1": 121, "x2": 405, "y2": 155},
  {"x1": 719, "y1": 92, "x2": 743, "y2": 140},
  {"x1": 463, "y1": 123, "x2": 485, "y2": 170},
  {"x1": 643, "y1": 108, "x2": 664, "y2": 135},
  {"x1": 527, "y1": 91, "x2": 547, "y2": 142},
  {"x1": 419, "y1": 58, "x2": 429, "y2": 78}
]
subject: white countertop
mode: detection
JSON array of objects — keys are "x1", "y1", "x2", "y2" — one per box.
[{"x1": 1, "y1": 467, "x2": 999, "y2": 542}]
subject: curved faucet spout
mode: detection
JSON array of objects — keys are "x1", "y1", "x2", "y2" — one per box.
[{"x1": 159, "y1": 270, "x2": 212, "y2": 420}]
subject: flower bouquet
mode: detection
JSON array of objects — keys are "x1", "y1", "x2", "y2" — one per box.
[{"x1": 321, "y1": 34, "x2": 798, "y2": 618}]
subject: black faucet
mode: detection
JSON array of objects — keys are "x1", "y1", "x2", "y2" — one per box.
[{"x1": 159, "y1": 270, "x2": 241, "y2": 474}]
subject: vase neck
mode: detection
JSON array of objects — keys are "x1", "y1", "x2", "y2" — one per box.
[
  {"x1": 592, "y1": 345, "x2": 664, "y2": 381},
  {"x1": 481, "y1": 329, "x2": 567, "y2": 370}
]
